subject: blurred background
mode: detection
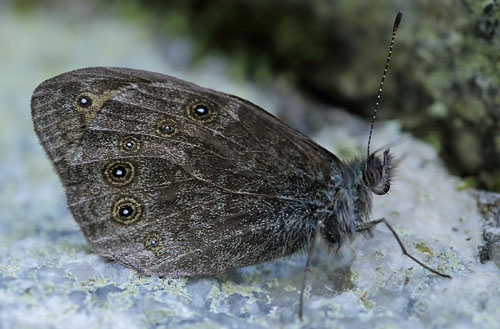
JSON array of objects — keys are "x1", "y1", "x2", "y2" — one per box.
[{"x1": 2, "y1": 0, "x2": 500, "y2": 191}]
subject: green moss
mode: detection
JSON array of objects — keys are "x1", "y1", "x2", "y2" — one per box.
[
  {"x1": 362, "y1": 297, "x2": 374, "y2": 309},
  {"x1": 423, "y1": 132, "x2": 442, "y2": 153},
  {"x1": 456, "y1": 177, "x2": 478, "y2": 190},
  {"x1": 221, "y1": 280, "x2": 262, "y2": 300},
  {"x1": 415, "y1": 242, "x2": 435, "y2": 256}
]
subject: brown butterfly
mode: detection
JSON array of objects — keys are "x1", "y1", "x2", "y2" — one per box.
[{"x1": 31, "y1": 11, "x2": 449, "y2": 319}]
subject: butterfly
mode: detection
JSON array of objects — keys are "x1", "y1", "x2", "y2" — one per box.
[{"x1": 30, "y1": 11, "x2": 449, "y2": 318}]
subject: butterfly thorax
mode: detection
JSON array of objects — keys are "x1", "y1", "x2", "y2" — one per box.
[{"x1": 318, "y1": 150, "x2": 393, "y2": 248}]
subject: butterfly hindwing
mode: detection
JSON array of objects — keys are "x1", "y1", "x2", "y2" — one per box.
[{"x1": 32, "y1": 67, "x2": 342, "y2": 276}]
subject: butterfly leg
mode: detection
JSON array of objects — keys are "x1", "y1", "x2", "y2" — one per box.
[
  {"x1": 355, "y1": 218, "x2": 384, "y2": 237},
  {"x1": 356, "y1": 218, "x2": 452, "y2": 279},
  {"x1": 299, "y1": 218, "x2": 324, "y2": 321}
]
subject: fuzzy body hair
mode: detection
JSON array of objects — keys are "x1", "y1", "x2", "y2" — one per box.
[{"x1": 316, "y1": 151, "x2": 394, "y2": 249}]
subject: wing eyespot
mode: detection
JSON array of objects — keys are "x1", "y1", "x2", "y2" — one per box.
[
  {"x1": 112, "y1": 197, "x2": 142, "y2": 224},
  {"x1": 104, "y1": 161, "x2": 135, "y2": 186},
  {"x1": 120, "y1": 136, "x2": 140, "y2": 153},
  {"x1": 185, "y1": 99, "x2": 216, "y2": 123},
  {"x1": 145, "y1": 233, "x2": 165, "y2": 257},
  {"x1": 156, "y1": 119, "x2": 178, "y2": 137},
  {"x1": 74, "y1": 93, "x2": 95, "y2": 111}
]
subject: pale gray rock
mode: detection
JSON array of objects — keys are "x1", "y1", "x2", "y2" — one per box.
[{"x1": 477, "y1": 191, "x2": 500, "y2": 268}]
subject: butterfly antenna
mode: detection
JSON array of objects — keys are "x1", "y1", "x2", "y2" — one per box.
[{"x1": 367, "y1": 10, "x2": 403, "y2": 158}]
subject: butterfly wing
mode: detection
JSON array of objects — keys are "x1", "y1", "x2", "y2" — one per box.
[{"x1": 31, "y1": 67, "x2": 343, "y2": 276}]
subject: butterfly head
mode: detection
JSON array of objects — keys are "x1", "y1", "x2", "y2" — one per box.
[{"x1": 363, "y1": 149, "x2": 393, "y2": 195}]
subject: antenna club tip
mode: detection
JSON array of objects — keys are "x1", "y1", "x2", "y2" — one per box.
[{"x1": 395, "y1": 10, "x2": 403, "y2": 27}]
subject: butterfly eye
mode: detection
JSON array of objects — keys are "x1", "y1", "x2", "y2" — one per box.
[
  {"x1": 120, "y1": 136, "x2": 140, "y2": 152},
  {"x1": 156, "y1": 119, "x2": 178, "y2": 137},
  {"x1": 74, "y1": 93, "x2": 94, "y2": 110},
  {"x1": 365, "y1": 166, "x2": 381, "y2": 187},
  {"x1": 104, "y1": 161, "x2": 135, "y2": 186},
  {"x1": 363, "y1": 151, "x2": 392, "y2": 195},
  {"x1": 186, "y1": 99, "x2": 216, "y2": 122},
  {"x1": 112, "y1": 197, "x2": 142, "y2": 224}
]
